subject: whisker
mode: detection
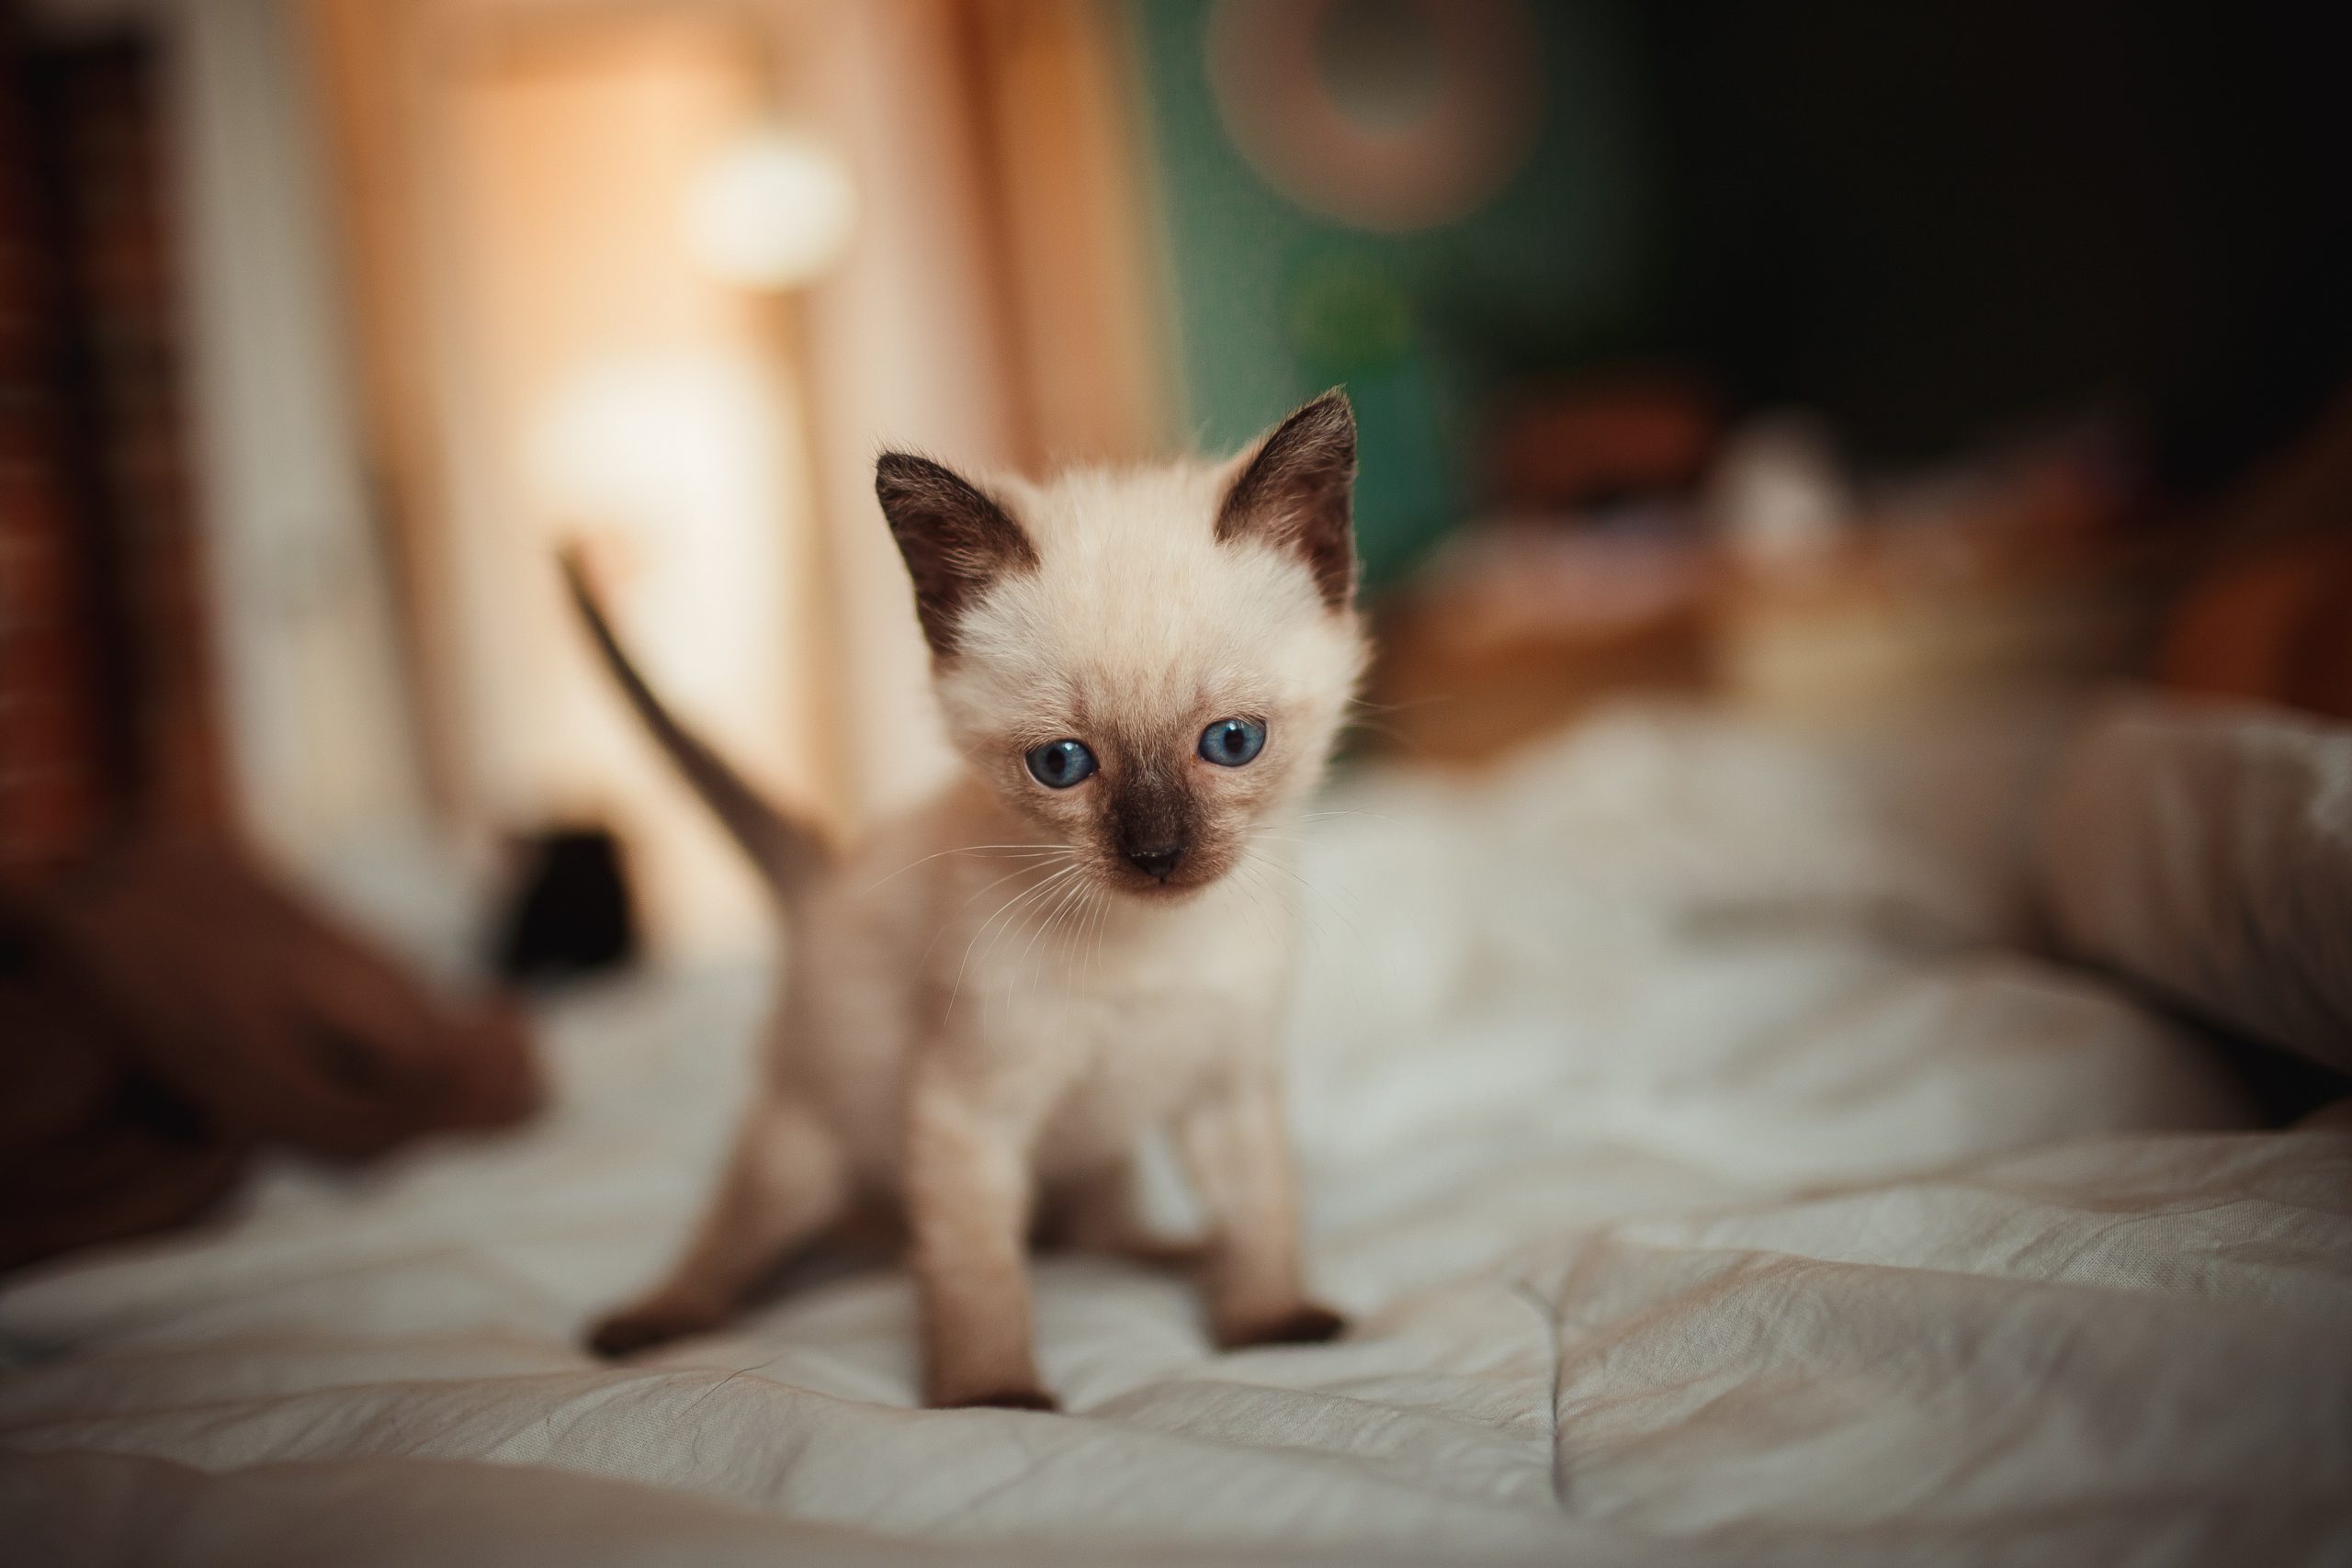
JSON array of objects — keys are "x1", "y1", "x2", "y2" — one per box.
[
  {"x1": 1047, "y1": 879, "x2": 1093, "y2": 999},
  {"x1": 1257, "y1": 850, "x2": 1364, "y2": 944},
  {"x1": 1012, "y1": 873, "x2": 1090, "y2": 994},
  {"x1": 1296, "y1": 808, "x2": 1405, "y2": 827},
  {"x1": 865, "y1": 842, "x2": 1071, "y2": 894},
  {"x1": 989, "y1": 865, "x2": 1091, "y2": 1020},
  {"x1": 955, "y1": 874, "x2": 1068, "y2": 1023},
  {"x1": 1340, "y1": 715, "x2": 1430, "y2": 756},
  {"x1": 1348, "y1": 691, "x2": 1459, "y2": 716},
  {"x1": 1248, "y1": 852, "x2": 1322, "y2": 951},
  {"x1": 1232, "y1": 858, "x2": 1282, "y2": 949},
  {"x1": 1061, "y1": 882, "x2": 1101, "y2": 997},
  {"x1": 918, "y1": 853, "x2": 1072, "y2": 967},
  {"x1": 1085, "y1": 878, "x2": 1113, "y2": 988},
  {"x1": 947, "y1": 863, "x2": 1082, "y2": 1020}
]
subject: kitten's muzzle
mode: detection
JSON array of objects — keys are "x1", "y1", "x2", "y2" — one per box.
[
  {"x1": 1124, "y1": 844, "x2": 1184, "y2": 881},
  {"x1": 1110, "y1": 773, "x2": 1203, "y2": 888}
]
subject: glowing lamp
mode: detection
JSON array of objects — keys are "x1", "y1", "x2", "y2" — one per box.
[{"x1": 683, "y1": 129, "x2": 857, "y2": 288}]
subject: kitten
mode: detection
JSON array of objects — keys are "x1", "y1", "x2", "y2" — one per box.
[{"x1": 574, "y1": 390, "x2": 1367, "y2": 1410}]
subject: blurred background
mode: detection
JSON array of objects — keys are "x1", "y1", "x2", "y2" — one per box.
[{"x1": 6, "y1": 0, "x2": 2349, "y2": 977}]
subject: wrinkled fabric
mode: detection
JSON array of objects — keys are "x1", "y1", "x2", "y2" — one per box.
[
  {"x1": 2043, "y1": 694, "x2": 2352, "y2": 1073},
  {"x1": 3, "y1": 707, "x2": 2346, "y2": 1566}
]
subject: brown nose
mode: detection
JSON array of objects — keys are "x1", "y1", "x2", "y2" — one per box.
[{"x1": 1125, "y1": 845, "x2": 1183, "y2": 880}]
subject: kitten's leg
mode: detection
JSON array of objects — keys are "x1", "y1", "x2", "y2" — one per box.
[
  {"x1": 1177, "y1": 1075, "x2": 1347, "y2": 1349},
  {"x1": 905, "y1": 1066, "x2": 1054, "y2": 1409},
  {"x1": 588, "y1": 1094, "x2": 847, "y2": 1357}
]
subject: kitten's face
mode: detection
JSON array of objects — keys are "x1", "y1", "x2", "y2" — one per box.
[{"x1": 877, "y1": 392, "x2": 1366, "y2": 898}]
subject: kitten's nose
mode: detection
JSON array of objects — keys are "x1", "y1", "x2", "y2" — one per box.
[{"x1": 1125, "y1": 844, "x2": 1183, "y2": 880}]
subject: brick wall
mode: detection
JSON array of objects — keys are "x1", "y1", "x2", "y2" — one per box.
[
  {"x1": 0, "y1": 28, "x2": 108, "y2": 871},
  {"x1": 0, "y1": 28, "x2": 221, "y2": 874}
]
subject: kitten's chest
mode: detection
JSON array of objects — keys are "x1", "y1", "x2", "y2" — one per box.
[{"x1": 1010, "y1": 897, "x2": 1292, "y2": 1172}]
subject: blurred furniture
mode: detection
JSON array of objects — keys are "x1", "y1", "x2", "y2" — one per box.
[
  {"x1": 0, "y1": 832, "x2": 538, "y2": 1272},
  {"x1": 1369, "y1": 525, "x2": 1714, "y2": 766},
  {"x1": 2157, "y1": 388, "x2": 2352, "y2": 720},
  {"x1": 1360, "y1": 372, "x2": 1717, "y2": 765},
  {"x1": 1364, "y1": 391, "x2": 2158, "y2": 764},
  {"x1": 1485, "y1": 372, "x2": 1718, "y2": 511},
  {"x1": 2160, "y1": 539, "x2": 2352, "y2": 721}
]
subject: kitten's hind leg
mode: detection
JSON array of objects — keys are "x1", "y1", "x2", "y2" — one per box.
[
  {"x1": 1177, "y1": 1077, "x2": 1347, "y2": 1350},
  {"x1": 588, "y1": 1094, "x2": 847, "y2": 1357}
]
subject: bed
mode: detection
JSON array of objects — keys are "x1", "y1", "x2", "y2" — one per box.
[{"x1": 5, "y1": 699, "x2": 2348, "y2": 1566}]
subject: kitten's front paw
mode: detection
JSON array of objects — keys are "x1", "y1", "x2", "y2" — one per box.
[
  {"x1": 586, "y1": 1298, "x2": 720, "y2": 1359},
  {"x1": 935, "y1": 1385, "x2": 1062, "y2": 1413},
  {"x1": 1217, "y1": 1302, "x2": 1349, "y2": 1350}
]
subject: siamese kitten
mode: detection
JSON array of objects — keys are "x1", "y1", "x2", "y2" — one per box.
[{"x1": 576, "y1": 389, "x2": 1367, "y2": 1410}]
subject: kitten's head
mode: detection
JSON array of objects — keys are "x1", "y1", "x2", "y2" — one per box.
[{"x1": 876, "y1": 390, "x2": 1367, "y2": 899}]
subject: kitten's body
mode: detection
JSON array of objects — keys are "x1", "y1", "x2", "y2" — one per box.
[
  {"x1": 748, "y1": 778, "x2": 1298, "y2": 1190},
  {"x1": 580, "y1": 396, "x2": 1365, "y2": 1408}
]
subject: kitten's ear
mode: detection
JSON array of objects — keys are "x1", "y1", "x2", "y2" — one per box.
[
  {"x1": 875, "y1": 453, "x2": 1038, "y2": 657},
  {"x1": 1216, "y1": 389, "x2": 1358, "y2": 609}
]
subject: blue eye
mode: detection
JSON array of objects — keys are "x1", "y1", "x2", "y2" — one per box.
[
  {"x1": 1024, "y1": 739, "x2": 1097, "y2": 788},
  {"x1": 1197, "y1": 717, "x2": 1266, "y2": 767}
]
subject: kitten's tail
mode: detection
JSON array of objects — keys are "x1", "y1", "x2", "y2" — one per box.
[{"x1": 559, "y1": 547, "x2": 831, "y2": 897}]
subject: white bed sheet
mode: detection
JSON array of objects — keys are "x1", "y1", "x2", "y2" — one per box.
[{"x1": 5, "y1": 706, "x2": 2348, "y2": 1566}]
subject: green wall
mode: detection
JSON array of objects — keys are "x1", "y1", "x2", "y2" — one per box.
[{"x1": 1124, "y1": 0, "x2": 1653, "y2": 587}]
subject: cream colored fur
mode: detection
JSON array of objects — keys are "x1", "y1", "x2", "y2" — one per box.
[{"x1": 582, "y1": 396, "x2": 1367, "y2": 1410}]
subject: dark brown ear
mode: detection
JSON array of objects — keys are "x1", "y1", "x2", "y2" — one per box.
[
  {"x1": 1216, "y1": 389, "x2": 1358, "y2": 609},
  {"x1": 875, "y1": 453, "x2": 1038, "y2": 658}
]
